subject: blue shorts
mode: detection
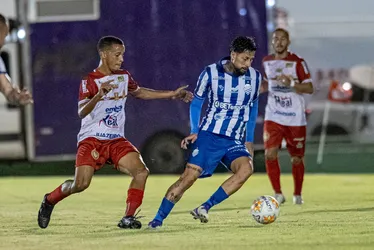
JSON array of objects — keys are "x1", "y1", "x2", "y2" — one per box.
[{"x1": 187, "y1": 131, "x2": 251, "y2": 178}]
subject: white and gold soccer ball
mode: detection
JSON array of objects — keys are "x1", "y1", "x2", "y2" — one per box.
[{"x1": 250, "y1": 195, "x2": 280, "y2": 224}]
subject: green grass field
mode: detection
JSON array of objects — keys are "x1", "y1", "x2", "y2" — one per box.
[{"x1": 1, "y1": 174, "x2": 374, "y2": 250}]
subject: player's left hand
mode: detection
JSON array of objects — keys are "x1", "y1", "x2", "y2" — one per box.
[
  {"x1": 276, "y1": 74, "x2": 292, "y2": 86},
  {"x1": 172, "y1": 85, "x2": 193, "y2": 103},
  {"x1": 181, "y1": 133, "x2": 198, "y2": 149},
  {"x1": 7, "y1": 87, "x2": 34, "y2": 106}
]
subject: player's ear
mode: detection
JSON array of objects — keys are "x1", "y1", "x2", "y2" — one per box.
[
  {"x1": 230, "y1": 51, "x2": 236, "y2": 61},
  {"x1": 99, "y1": 50, "x2": 106, "y2": 59}
]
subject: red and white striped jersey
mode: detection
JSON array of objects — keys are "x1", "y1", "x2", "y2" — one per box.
[
  {"x1": 77, "y1": 69, "x2": 139, "y2": 143},
  {"x1": 263, "y1": 52, "x2": 312, "y2": 126}
]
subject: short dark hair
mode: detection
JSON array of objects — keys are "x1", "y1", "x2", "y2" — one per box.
[
  {"x1": 0, "y1": 13, "x2": 7, "y2": 25},
  {"x1": 273, "y1": 28, "x2": 290, "y2": 39},
  {"x1": 97, "y1": 36, "x2": 124, "y2": 52},
  {"x1": 230, "y1": 36, "x2": 257, "y2": 53}
]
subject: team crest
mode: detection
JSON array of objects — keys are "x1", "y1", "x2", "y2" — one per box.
[
  {"x1": 244, "y1": 84, "x2": 252, "y2": 95},
  {"x1": 192, "y1": 148, "x2": 199, "y2": 157},
  {"x1": 91, "y1": 149, "x2": 99, "y2": 160},
  {"x1": 117, "y1": 76, "x2": 124, "y2": 82}
]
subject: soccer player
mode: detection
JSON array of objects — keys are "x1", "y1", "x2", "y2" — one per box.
[
  {"x1": 148, "y1": 36, "x2": 261, "y2": 228},
  {"x1": 37, "y1": 36, "x2": 193, "y2": 229},
  {"x1": 262, "y1": 28, "x2": 314, "y2": 205},
  {"x1": 0, "y1": 14, "x2": 33, "y2": 105}
]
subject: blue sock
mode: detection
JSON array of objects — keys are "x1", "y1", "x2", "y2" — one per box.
[
  {"x1": 202, "y1": 186, "x2": 229, "y2": 211},
  {"x1": 154, "y1": 197, "x2": 175, "y2": 222}
]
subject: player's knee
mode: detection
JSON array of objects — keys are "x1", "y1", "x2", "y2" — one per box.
[
  {"x1": 236, "y1": 163, "x2": 253, "y2": 184},
  {"x1": 136, "y1": 166, "x2": 149, "y2": 180},
  {"x1": 61, "y1": 179, "x2": 74, "y2": 193},
  {"x1": 291, "y1": 156, "x2": 303, "y2": 165},
  {"x1": 73, "y1": 180, "x2": 90, "y2": 193},
  {"x1": 265, "y1": 150, "x2": 278, "y2": 161}
]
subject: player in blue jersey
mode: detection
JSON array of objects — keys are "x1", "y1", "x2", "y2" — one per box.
[{"x1": 148, "y1": 36, "x2": 261, "y2": 228}]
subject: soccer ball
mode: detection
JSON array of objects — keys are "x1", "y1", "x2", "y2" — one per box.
[{"x1": 250, "y1": 195, "x2": 280, "y2": 224}]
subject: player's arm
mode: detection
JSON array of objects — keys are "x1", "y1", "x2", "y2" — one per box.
[
  {"x1": 126, "y1": 70, "x2": 192, "y2": 102},
  {"x1": 260, "y1": 60, "x2": 269, "y2": 93},
  {"x1": 245, "y1": 96, "x2": 259, "y2": 158},
  {"x1": 245, "y1": 73, "x2": 262, "y2": 157},
  {"x1": 131, "y1": 85, "x2": 192, "y2": 102},
  {"x1": 78, "y1": 79, "x2": 113, "y2": 118},
  {"x1": 279, "y1": 59, "x2": 314, "y2": 94},
  {"x1": 181, "y1": 69, "x2": 210, "y2": 149},
  {"x1": 0, "y1": 73, "x2": 33, "y2": 105}
]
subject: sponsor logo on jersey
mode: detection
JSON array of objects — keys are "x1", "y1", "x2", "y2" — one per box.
[
  {"x1": 274, "y1": 95, "x2": 292, "y2": 108},
  {"x1": 105, "y1": 105, "x2": 123, "y2": 113},
  {"x1": 100, "y1": 114, "x2": 119, "y2": 128},
  {"x1": 274, "y1": 110, "x2": 296, "y2": 116},
  {"x1": 95, "y1": 132, "x2": 121, "y2": 139},
  {"x1": 214, "y1": 101, "x2": 246, "y2": 110}
]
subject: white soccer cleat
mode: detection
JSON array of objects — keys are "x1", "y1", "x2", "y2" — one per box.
[
  {"x1": 274, "y1": 193, "x2": 286, "y2": 205},
  {"x1": 293, "y1": 195, "x2": 304, "y2": 205},
  {"x1": 190, "y1": 206, "x2": 209, "y2": 223}
]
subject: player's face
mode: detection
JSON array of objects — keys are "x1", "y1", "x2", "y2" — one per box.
[
  {"x1": 272, "y1": 30, "x2": 290, "y2": 54},
  {"x1": 231, "y1": 50, "x2": 255, "y2": 75},
  {"x1": 102, "y1": 44, "x2": 125, "y2": 71},
  {"x1": 0, "y1": 24, "x2": 9, "y2": 49}
]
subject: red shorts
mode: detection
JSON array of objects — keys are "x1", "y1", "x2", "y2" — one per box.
[
  {"x1": 263, "y1": 120, "x2": 306, "y2": 157},
  {"x1": 75, "y1": 137, "x2": 139, "y2": 170}
]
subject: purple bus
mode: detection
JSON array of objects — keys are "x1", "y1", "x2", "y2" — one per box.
[{"x1": 1, "y1": 0, "x2": 272, "y2": 173}]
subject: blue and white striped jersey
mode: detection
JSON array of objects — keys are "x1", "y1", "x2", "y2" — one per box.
[{"x1": 193, "y1": 57, "x2": 261, "y2": 141}]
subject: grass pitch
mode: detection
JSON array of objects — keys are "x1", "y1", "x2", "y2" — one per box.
[{"x1": 1, "y1": 174, "x2": 374, "y2": 250}]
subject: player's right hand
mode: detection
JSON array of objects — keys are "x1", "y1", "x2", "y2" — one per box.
[
  {"x1": 181, "y1": 133, "x2": 198, "y2": 149},
  {"x1": 98, "y1": 79, "x2": 114, "y2": 97}
]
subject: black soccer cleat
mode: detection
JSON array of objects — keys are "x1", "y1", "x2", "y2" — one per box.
[
  {"x1": 117, "y1": 216, "x2": 142, "y2": 229},
  {"x1": 38, "y1": 193, "x2": 55, "y2": 229}
]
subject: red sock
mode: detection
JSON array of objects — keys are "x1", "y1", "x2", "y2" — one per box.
[
  {"x1": 266, "y1": 159, "x2": 282, "y2": 194},
  {"x1": 125, "y1": 188, "x2": 144, "y2": 217},
  {"x1": 292, "y1": 161, "x2": 305, "y2": 195},
  {"x1": 46, "y1": 184, "x2": 70, "y2": 205}
]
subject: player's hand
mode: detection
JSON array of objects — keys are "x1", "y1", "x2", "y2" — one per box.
[
  {"x1": 181, "y1": 133, "x2": 198, "y2": 149},
  {"x1": 97, "y1": 79, "x2": 114, "y2": 97},
  {"x1": 172, "y1": 85, "x2": 193, "y2": 103},
  {"x1": 7, "y1": 87, "x2": 34, "y2": 106},
  {"x1": 276, "y1": 74, "x2": 292, "y2": 86}
]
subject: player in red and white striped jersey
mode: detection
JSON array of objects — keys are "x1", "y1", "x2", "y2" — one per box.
[
  {"x1": 262, "y1": 28, "x2": 314, "y2": 205},
  {"x1": 37, "y1": 36, "x2": 192, "y2": 229}
]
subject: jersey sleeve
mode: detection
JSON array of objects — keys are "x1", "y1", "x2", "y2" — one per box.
[
  {"x1": 78, "y1": 77, "x2": 98, "y2": 106},
  {"x1": 126, "y1": 71, "x2": 140, "y2": 92},
  {"x1": 296, "y1": 59, "x2": 312, "y2": 84},
  {"x1": 194, "y1": 68, "x2": 211, "y2": 99},
  {"x1": 0, "y1": 57, "x2": 7, "y2": 74},
  {"x1": 253, "y1": 71, "x2": 262, "y2": 101}
]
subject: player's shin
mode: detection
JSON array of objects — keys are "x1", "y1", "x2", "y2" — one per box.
[
  {"x1": 291, "y1": 157, "x2": 305, "y2": 195},
  {"x1": 266, "y1": 159, "x2": 282, "y2": 194},
  {"x1": 201, "y1": 186, "x2": 229, "y2": 211},
  {"x1": 125, "y1": 188, "x2": 144, "y2": 217},
  {"x1": 46, "y1": 180, "x2": 74, "y2": 205}
]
